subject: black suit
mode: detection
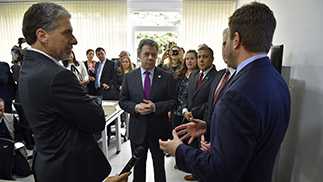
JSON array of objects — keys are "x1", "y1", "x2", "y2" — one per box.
[
  {"x1": 119, "y1": 67, "x2": 176, "y2": 182},
  {"x1": 204, "y1": 69, "x2": 226, "y2": 140},
  {"x1": 184, "y1": 66, "x2": 217, "y2": 120},
  {"x1": 19, "y1": 50, "x2": 111, "y2": 182},
  {"x1": 0, "y1": 62, "x2": 17, "y2": 113},
  {"x1": 95, "y1": 59, "x2": 120, "y2": 100}
]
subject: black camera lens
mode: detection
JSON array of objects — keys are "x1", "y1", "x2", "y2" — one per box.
[{"x1": 172, "y1": 50, "x2": 179, "y2": 56}]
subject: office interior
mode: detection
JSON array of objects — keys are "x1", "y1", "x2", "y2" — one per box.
[{"x1": 0, "y1": 0, "x2": 322, "y2": 182}]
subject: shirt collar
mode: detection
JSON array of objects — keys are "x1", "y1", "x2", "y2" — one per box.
[
  {"x1": 236, "y1": 53, "x2": 267, "y2": 74},
  {"x1": 227, "y1": 67, "x2": 235, "y2": 75},
  {"x1": 199, "y1": 65, "x2": 214, "y2": 75},
  {"x1": 27, "y1": 47, "x2": 61, "y2": 66},
  {"x1": 140, "y1": 67, "x2": 155, "y2": 75}
]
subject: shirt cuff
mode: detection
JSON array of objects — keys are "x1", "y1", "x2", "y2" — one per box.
[{"x1": 182, "y1": 108, "x2": 188, "y2": 115}]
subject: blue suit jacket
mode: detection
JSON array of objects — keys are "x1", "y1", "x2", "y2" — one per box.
[{"x1": 175, "y1": 57, "x2": 290, "y2": 182}]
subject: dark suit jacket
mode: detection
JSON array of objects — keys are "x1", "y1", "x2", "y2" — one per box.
[
  {"x1": 184, "y1": 66, "x2": 217, "y2": 120},
  {"x1": 119, "y1": 67, "x2": 177, "y2": 144},
  {"x1": 95, "y1": 59, "x2": 120, "y2": 100},
  {"x1": 19, "y1": 50, "x2": 111, "y2": 182},
  {"x1": 175, "y1": 57, "x2": 290, "y2": 182},
  {"x1": 0, "y1": 62, "x2": 17, "y2": 112},
  {"x1": 204, "y1": 68, "x2": 226, "y2": 140}
]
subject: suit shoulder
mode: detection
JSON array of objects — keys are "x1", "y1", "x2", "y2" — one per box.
[
  {"x1": 155, "y1": 67, "x2": 174, "y2": 79},
  {"x1": 0, "y1": 62, "x2": 10, "y2": 67},
  {"x1": 191, "y1": 69, "x2": 200, "y2": 76}
]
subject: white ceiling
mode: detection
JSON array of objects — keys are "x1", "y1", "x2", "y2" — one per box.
[{"x1": 0, "y1": 0, "x2": 182, "y2": 12}]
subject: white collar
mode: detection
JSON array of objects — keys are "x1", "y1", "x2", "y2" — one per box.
[{"x1": 27, "y1": 47, "x2": 62, "y2": 66}]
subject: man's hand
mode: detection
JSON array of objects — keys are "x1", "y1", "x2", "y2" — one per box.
[
  {"x1": 183, "y1": 111, "x2": 193, "y2": 121},
  {"x1": 200, "y1": 135, "x2": 211, "y2": 152},
  {"x1": 135, "y1": 100, "x2": 155, "y2": 115},
  {"x1": 135, "y1": 103, "x2": 150, "y2": 115},
  {"x1": 89, "y1": 76, "x2": 95, "y2": 81},
  {"x1": 102, "y1": 83, "x2": 110, "y2": 90},
  {"x1": 159, "y1": 130, "x2": 183, "y2": 156},
  {"x1": 142, "y1": 99, "x2": 155, "y2": 112},
  {"x1": 175, "y1": 118, "x2": 207, "y2": 144},
  {"x1": 104, "y1": 172, "x2": 130, "y2": 182}
]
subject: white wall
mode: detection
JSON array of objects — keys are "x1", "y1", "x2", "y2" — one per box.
[{"x1": 237, "y1": 0, "x2": 323, "y2": 182}]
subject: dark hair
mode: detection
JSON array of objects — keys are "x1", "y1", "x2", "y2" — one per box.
[
  {"x1": 86, "y1": 49, "x2": 94, "y2": 55},
  {"x1": 229, "y1": 2, "x2": 276, "y2": 53},
  {"x1": 71, "y1": 51, "x2": 79, "y2": 66},
  {"x1": 18, "y1": 37, "x2": 26, "y2": 48},
  {"x1": 137, "y1": 39, "x2": 159, "y2": 57},
  {"x1": 95, "y1": 47, "x2": 106, "y2": 54},
  {"x1": 62, "y1": 51, "x2": 79, "y2": 67},
  {"x1": 175, "y1": 49, "x2": 198, "y2": 79},
  {"x1": 11, "y1": 45, "x2": 24, "y2": 64},
  {"x1": 198, "y1": 44, "x2": 214, "y2": 60},
  {"x1": 22, "y1": 2, "x2": 70, "y2": 45}
]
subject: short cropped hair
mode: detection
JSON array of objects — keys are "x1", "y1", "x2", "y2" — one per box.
[
  {"x1": 22, "y1": 2, "x2": 70, "y2": 45},
  {"x1": 229, "y1": 2, "x2": 276, "y2": 53},
  {"x1": 198, "y1": 44, "x2": 214, "y2": 60},
  {"x1": 95, "y1": 47, "x2": 106, "y2": 54},
  {"x1": 137, "y1": 39, "x2": 159, "y2": 57}
]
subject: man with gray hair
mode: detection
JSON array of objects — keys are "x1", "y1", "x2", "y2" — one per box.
[{"x1": 19, "y1": 3, "x2": 112, "y2": 182}]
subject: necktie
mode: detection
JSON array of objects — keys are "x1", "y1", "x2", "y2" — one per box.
[
  {"x1": 196, "y1": 72, "x2": 204, "y2": 88},
  {"x1": 143, "y1": 71, "x2": 151, "y2": 99},
  {"x1": 95, "y1": 62, "x2": 102, "y2": 88},
  {"x1": 213, "y1": 69, "x2": 231, "y2": 104}
]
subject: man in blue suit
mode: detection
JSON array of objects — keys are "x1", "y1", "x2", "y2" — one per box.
[{"x1": 160, "y1": 2, "x2": 291, "y2": 182}]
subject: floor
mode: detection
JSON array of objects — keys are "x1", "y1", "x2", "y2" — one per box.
[{"x1": 10, "y1": 137, "x2": 193, "y2": 182}]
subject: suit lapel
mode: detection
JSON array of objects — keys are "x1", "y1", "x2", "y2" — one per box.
[
  {"x1": 191, "y1": 72, "x2": 200, "y2": 97},
  {"x1": 193, "y1": 67, "x2": 214, "y2": 97},
  {"x1": 150, "y1": 67, "x2": 162, "y2": 100},
  {"x1": 135, "y1": 69, "x2": 144, "y2": 99}
]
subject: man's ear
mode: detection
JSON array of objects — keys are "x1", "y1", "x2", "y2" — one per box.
[
  {"x1": 35, "y1": 28, "x2": 48, "y2": 44},
  {"x1": 232, "y1": 32, "x2": 241, "y2": 49}
]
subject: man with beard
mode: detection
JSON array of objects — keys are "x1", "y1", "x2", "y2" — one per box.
[{"x1": 160, "y1": 2, "x2": 291, "y2": 182}]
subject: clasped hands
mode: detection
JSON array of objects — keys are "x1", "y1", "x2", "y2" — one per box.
[
  {"x1": 102, "y1": 83, "x2": 110, "y2": 90},
  {"x1": 159, "y1": 116, "x2": 209, "y2": 156},
  {"x1": 135, "y1": 99, "x2": 155, "y2": 115}
]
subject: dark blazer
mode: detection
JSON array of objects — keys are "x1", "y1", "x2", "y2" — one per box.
[
  {"x1": 204, "y1": 68, "x2": 226, "y2": 140},
  {"x1": 0, "y1": 62, "x2": 17, "y2": 112},
  {"x1": 175, "y1": 57, "x2": 290, "y2": 182},
  {"x1": 95, "y1": 59, "x2": 120, "y2": 100},
  {"x1": 184, "y1": 66, "x2": 217, "y2": 120},
  {"x1": 19, "y1": 50, "x2": 111, "y2": 182},
  {"x1": 119, "y1": 67, "x2": 177, "y2": 144}
]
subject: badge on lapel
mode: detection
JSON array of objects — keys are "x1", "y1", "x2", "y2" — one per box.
[{"x1": 158, "y1": 75, "x2": 162, "y2": 79}]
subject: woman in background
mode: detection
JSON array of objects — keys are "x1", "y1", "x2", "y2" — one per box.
[
  {"x1": 62, "y1": 51, "x2": 89, "y2": 87},
  {"x1": 171, "y1": 49, "x2": 198, "y2": 180},
  {"x1": 84, "y1": 49, "x2": 97, "y2": 95},
  {"x1": 116, "y1": 55, "x2": 133, "y2": 86},
  {"x1": 172, "y1": 49, "x2": 198, "y2": 129}
]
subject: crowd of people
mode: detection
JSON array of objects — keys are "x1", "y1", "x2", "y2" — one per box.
[{"x1": 0, "y1": 1, "x2": 291, "y2": 182}]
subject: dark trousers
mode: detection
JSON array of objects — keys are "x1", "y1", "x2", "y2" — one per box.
[{"x1": 130, "y1": 136, "x2": 166, "y2": 182}]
